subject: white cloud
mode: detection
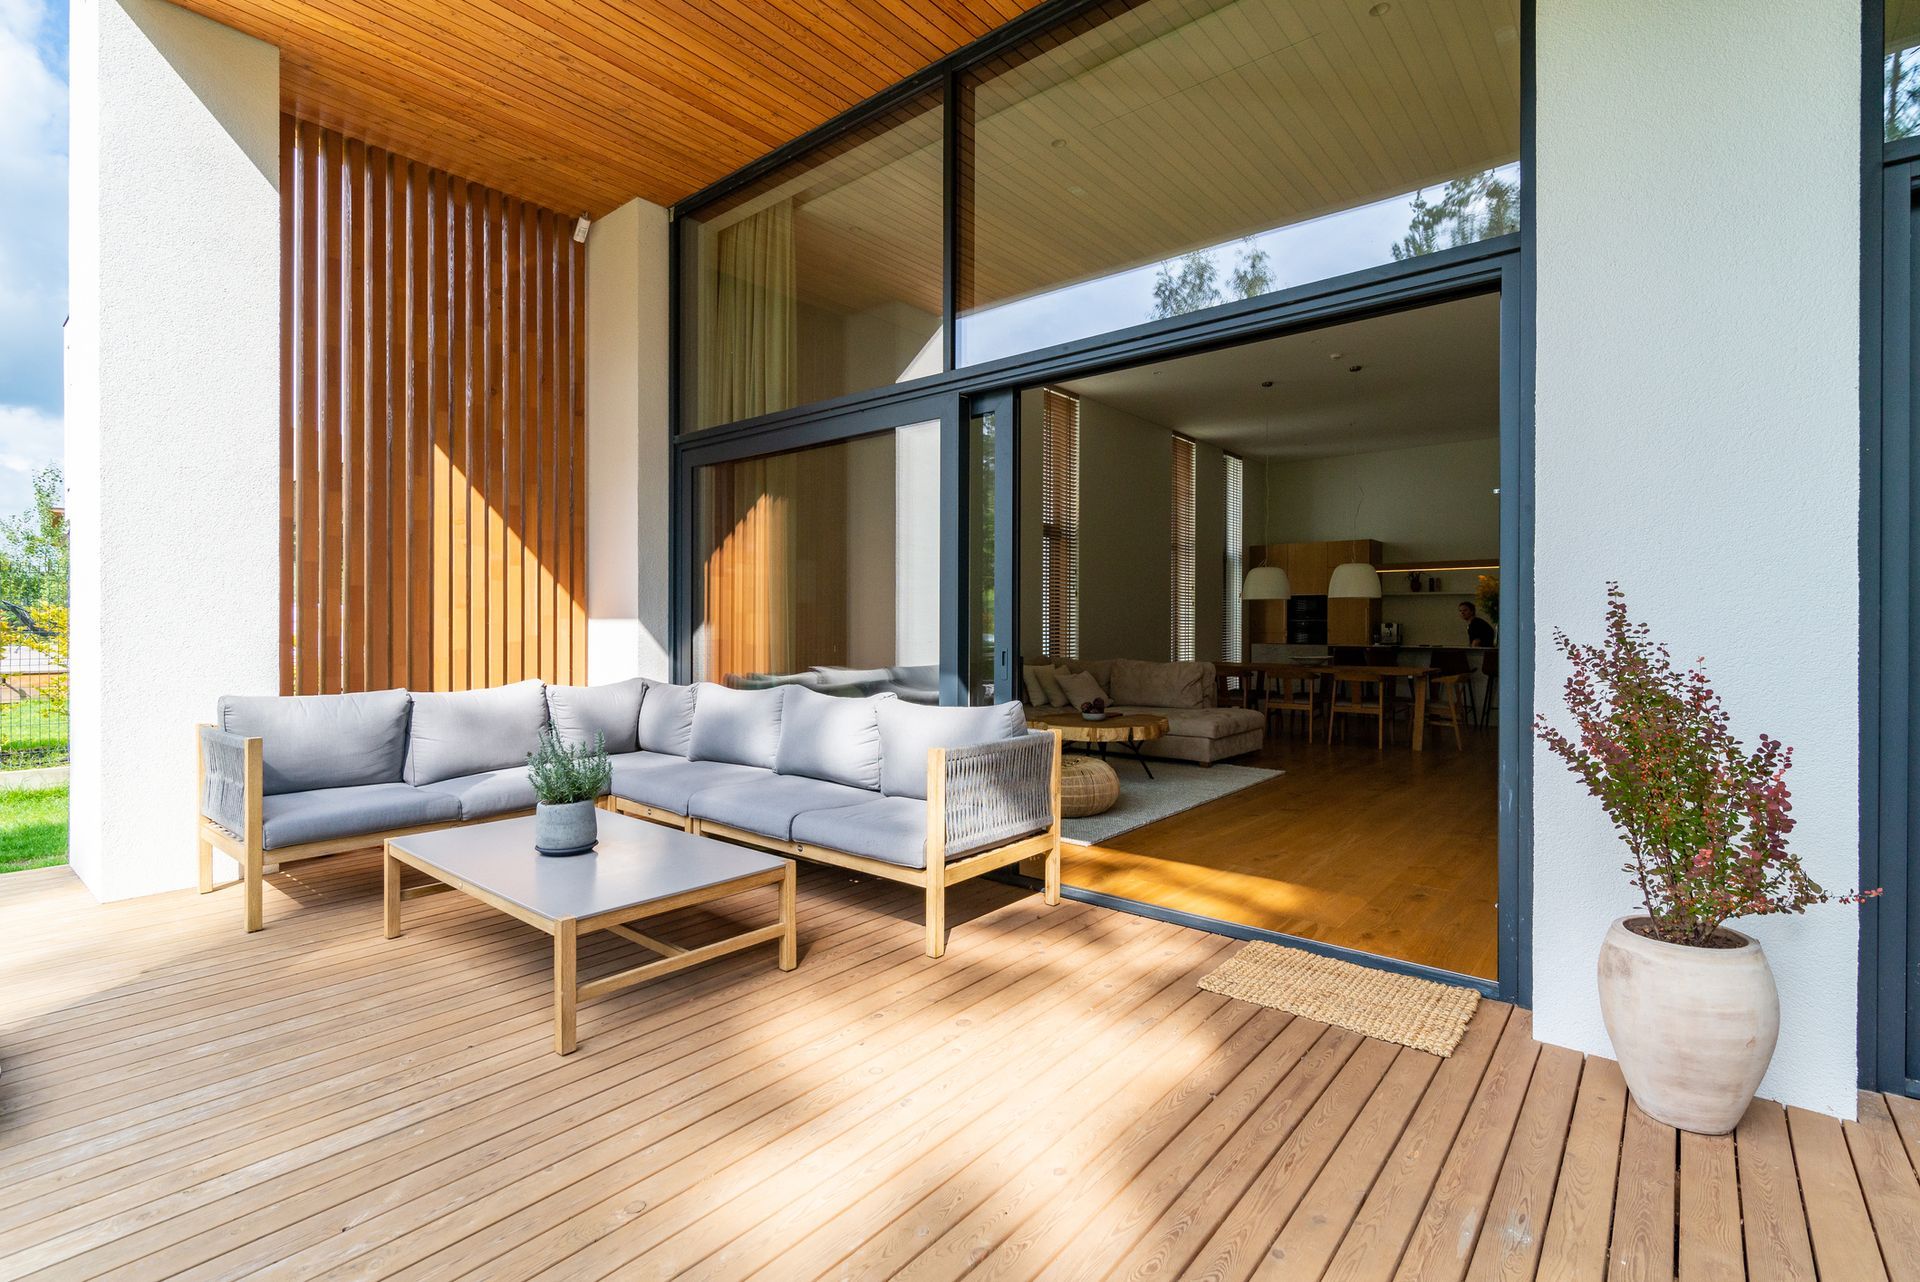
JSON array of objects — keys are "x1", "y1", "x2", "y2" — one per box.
[
  {"x1": 0, "y1": 0, "x2": 68, "y2": 419},
  {"x1": 0, "y1": 403, "x2": 63, "y2": 520}
]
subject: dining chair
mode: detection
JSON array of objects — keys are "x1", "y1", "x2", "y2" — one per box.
[
  {"x1": 1426, "y1": 671, "x2": 1471, "y2": 749},
  {"x1": 1261, "y1": 669, "x2": 1320, "y2": 738},
  {"x1": 1327, "y1": 673, "x2": 1388, "y2": 748}
]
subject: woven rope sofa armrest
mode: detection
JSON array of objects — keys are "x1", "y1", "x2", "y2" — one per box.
[
  {"x1": 199, "y1": 725, "x2": 255, "y2": 836},
  {"x1": 938, "y1": 731, "x2": 1058, "y2": 857}
]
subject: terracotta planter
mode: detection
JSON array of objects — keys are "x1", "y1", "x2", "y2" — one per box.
[{"x1": 1596, "y1": 916, "x2": 1778, "y2": 1134}]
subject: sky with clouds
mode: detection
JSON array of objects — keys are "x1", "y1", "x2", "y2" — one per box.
[{"x1": 0, "y1": 0, "x2": 67, "y2": 522}]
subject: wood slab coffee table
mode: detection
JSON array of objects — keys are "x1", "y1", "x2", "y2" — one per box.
[
  {"x1": 1026, "y1": 711, "x2": 1170, "y2": 778},
  {"x1": 384, "y1": 811, "x2": 796, "y2": 1054}
]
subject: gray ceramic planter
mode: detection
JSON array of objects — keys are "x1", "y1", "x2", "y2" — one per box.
[{"x1": 534, "y1": 800, "x2": 598, "y2": 856}]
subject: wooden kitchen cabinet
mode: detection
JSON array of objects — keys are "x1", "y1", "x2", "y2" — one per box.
[{"x1": 1245, "y1": 539, "x2": 1382, "y2": 645}]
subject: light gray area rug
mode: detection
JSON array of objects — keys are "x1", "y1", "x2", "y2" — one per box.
[{"x1": 1061, "y1": 759, "x2": 1281, "y2": 847}]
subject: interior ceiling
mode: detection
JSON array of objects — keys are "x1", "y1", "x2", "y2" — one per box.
[
  {"x1": 1056, "y1": 292, "x2": 1499, "y2": 461},
  {"x1": 163, "y1": 0, "x2": 1045, "y2": 216}
]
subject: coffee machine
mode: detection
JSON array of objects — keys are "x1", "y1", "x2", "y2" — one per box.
[{"x1": 1377, "y1": 621, "x2": 1403, "y2": 646}]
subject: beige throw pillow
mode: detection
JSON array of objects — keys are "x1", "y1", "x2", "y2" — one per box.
[
  {"x1": 1035, "y1": 664, "x2": 1071, "y2": 707},
  {"x1": 1058, "y1": 669, "x2": 1109, "y2": 711}
]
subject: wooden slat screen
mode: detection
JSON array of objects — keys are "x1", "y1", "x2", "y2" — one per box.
[
  {"x1": 1040, "y1": 389, "x2": 1080, "y2": 660},
  {"x1": 281, "y1": 117, "x2": 586, "y2": 695},
  {"x1": 1170, "y1": 434, "x2": 1196, "y2": 662}
]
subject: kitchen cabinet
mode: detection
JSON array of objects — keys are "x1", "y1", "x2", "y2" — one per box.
[{"x1": 1245, "y1": 539, "x2": 1382, "y2": 645}]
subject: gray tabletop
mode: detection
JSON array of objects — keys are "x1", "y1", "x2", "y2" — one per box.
[{"x1": 387, "y1": 812, "x2": 790, "y2": 923}]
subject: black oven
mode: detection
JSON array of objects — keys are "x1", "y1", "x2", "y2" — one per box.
[{"x1": 1285, "y1": 595, "x2": 1328, "y2": 645}]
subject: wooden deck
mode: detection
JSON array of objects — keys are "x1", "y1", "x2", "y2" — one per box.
[{"x1": 0, "y1": 852, "x2": 1915, "y2": 1281}]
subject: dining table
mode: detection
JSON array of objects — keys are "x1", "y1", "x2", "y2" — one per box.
[{"x1": 1306, "y1": 664, "x2": 1439, "y2": 751}]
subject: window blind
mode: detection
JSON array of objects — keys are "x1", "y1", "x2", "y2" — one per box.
[
  {"x1": 1041, "y1": 389, "x2": 1081, "y2": 659},
  {"x1": 1223, "y1": 453, "x2": 1244, "y2": 664},
  {"x1": 1171, "y1": 434, "x2": 1197, "y2": 662}
]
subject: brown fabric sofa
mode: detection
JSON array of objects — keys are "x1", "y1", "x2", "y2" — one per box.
[{"x1": 1022, "y1": 657, "x2": 1265, "y2": 764}]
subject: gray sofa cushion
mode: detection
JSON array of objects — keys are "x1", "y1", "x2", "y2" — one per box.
[
  {"x1": 610, "y1": 757, "x2": 766, "y2": 814},
  {"x1": 403, "y1": 680, "x2": 549, "y2": 786},
  {"x1": 606, "y1": 749, "x2": 681, "y2": 801},
  {"x1": 689, "y1": 775, "x2": 876, "y2": 841},
  {"x1": 261, "y1": 782, "x2": 461, "y2": 850},
  {"x1": 544, "y1": 679, "x2": 644, "y2": 753},
  {"x1": 416, "y1": 766, "x2": 540, "y2": 821},
  {"x1": 637, "y1": 681, "x2": 698, "y2": 757},
  {"x1": 792, "y1": 796, "x2": 931, "y2": 868},
  {"x1": 774, "y1": 687, "x2": 887, "y2": 790},
  {"x1": 218, "y1": 688, "x2": 412, "y2": 795},
  {"x1": 689, "y1": 683, "x2": 786, "y2": 769},
  {"x1": 1109, "y1": 658, "x2": 1213, "y2": 709},
  {"x1": 877, "y1": 700, "x2": 1027, "y2": 799}
]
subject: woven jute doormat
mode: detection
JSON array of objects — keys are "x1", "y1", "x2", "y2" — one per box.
[{"x1": 1199, "y1": 941, "x2": 1480, "y2": 1057}]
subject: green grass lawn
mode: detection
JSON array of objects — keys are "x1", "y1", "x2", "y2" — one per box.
[
  {"x1": 0, "y1": 785, "x2": 69, "y2": 873},
  {"x1": 0, "y1": 700, "x2": 69, "y2": 770}
]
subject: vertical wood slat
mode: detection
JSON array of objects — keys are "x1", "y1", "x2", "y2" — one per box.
[{"x1": 281, "y1": 116, "x2": 587, "y2": 695}]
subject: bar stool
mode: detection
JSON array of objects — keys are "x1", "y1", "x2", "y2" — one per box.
[{"x1": 1476, "y1": 650, "x2": 1500, "y2": 727}]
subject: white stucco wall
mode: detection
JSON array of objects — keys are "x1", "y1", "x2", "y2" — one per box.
[
  {"x1": 66, "y1": 0, "x2": 280, "y2": 901},
  {"x1": 585, "y1": 197, "x2": 672, "y2": 681},
  {"x1": 1534, "y1": 0, "x2": 1861, "y2": 1116}
]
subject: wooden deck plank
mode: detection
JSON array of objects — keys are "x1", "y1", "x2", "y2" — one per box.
[
  {"x1": 1294, "y1": 1004, "x2": 1514, "y2": 1282},
  {"x1": 1736, "y1": 1099, "x2": 1818, "y2": 1282},
  {"x1": 1387, "y1": 1010, "x2": 1541, "y2": 1282},
  {"x1": 1849, "y1": 1092, "x2": 1920, "y2": 1282},
  {"x1": 1463, "y1": 1043, "x2": 1582, "y2": 1282},
  {"x1": 1788, "y1": 1104, "x2": 1890, "y2": 1282},
  {"x1": 0, "y1": 858, "x2": 1904, "y2": 1282},
  {"x1": 1676, "y1": 1130, "x2": 1742, "y2": 1282},
  {"x1": 1606, "y1": 1101, "x2": 1676, "y2": 1282},
  {"x1": 1534, "y1": 1055, "x2": 1629, "y2": 1282}
]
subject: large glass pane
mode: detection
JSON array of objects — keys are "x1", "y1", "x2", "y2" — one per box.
[
  {"x1": 958, "y1": 0, "x2": 1521, "y2": 365},
  {"x1": 967, "y1": 404, "x2": 1000, "y2": 703},
  {"x1": 1890, "y1": 2, "x2": 1920, "y2": 139},
  {"x1": 693, "y1": 424, "x2": 941, "y2": 703},
  {"x1": 681, "y1": 91, "x2": 945, "y2": 431}
]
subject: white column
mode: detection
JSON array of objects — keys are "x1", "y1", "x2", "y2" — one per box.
[
  {"x1": 1533, "y1": 0, "x2": 1861, "y2": 1116},
  {"x1": 65, "y1": 0, "x2": 280, "y2": 901},
  {"x1": 584, "y1": 197, "x2": 672, "y2": 682}
]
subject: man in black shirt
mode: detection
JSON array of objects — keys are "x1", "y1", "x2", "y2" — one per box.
[{"x1": 1459, "y1": 601, "x2": 1496, "y2": 647}]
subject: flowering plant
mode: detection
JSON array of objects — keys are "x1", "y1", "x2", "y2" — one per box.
[
  {"x1": 1475, "y1": 574, "x2": 1500, "y2": 629},
  {"x1": 1537, "y1": 584, "x2": 1874, "y2": 947}
]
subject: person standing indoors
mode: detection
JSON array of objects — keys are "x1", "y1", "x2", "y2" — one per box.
[{"x1": 1458, "y1": 601, "x2": 1495, "y2": 647}]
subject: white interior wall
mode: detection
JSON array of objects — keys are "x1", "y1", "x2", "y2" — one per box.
[
  {"x1": 585, "y1": 196, "x2": 671, "y2": 683},
  {"x1": 1534, "y1": 0, "x2": 1861, "y2": 1117},
  {"x1": 65, "y1": 0, "x2": 281, "y2": 900}
]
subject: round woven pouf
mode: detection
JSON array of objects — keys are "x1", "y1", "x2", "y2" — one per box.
[{"x1": 1060, "y1": 755, "x2": 1121, "y2": 817}]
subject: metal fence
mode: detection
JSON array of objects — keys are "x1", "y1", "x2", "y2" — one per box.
[{"x1": 0, "y1": 588, "x2": 67, "y2": 773}]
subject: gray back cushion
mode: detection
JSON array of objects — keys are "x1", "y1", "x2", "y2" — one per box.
[
  {"x1": 218, "y1": 688, "x2": 413, "y2": 795},
  {"x1": 404, "y1": 679, "x2": 549, "y2": 786},
  {"x1": 774, "y1": 687, "x2": 888, "y2": 791},
  {"x1": 878, "y1": 700, "x2": 1028, "y2": 799},
  {"x1": 688, "y1": 683, "x2": 787, "y2": 769},
  {"x1": 544, "y1": 678, "x2": 644, "y2": 754},
  {"x1": 636, "y1": 680, "x2": 698, "y2": 757}
]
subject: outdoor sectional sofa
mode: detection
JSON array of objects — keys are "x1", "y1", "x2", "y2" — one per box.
[{"x1": 196, "y1": 678, "x2": 1062, "y2": 955}]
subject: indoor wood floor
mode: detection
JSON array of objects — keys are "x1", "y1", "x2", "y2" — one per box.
[
  {"x1": 1067, "y1": 721, "x2": 1500, "y2": 980},
  {"x1": 1, "y1": 852, "x2": 1912, "y2": 1281}
]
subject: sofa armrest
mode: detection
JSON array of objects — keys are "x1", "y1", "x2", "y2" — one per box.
[
  {"x1": 198, "y1": 724, "x2": 260, "y2": 837},
  {"x1": 931, "y1": 730, "x2": 1060, "y2": 858}
]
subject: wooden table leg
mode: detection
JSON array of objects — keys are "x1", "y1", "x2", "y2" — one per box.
[
  {"x1": 1412, "y1": 678, "x2": 1428, "y2": 752},
  {"x1": 554, "y1": 918, "x2": 579, "y2": 1055},
  {"x1": 778, "y1": 861, "x2": 798, "y2": 971},
  {"x1": 383, "y1": 844, "x2": 402, "y2": 939}
]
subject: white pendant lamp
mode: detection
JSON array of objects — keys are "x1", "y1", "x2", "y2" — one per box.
[
  {"x1": 1327, "y1": 562, "x2": 1382, "y2": 599},
  {"x1": 1243, "y1": 565, "x2": 1292, "y2": 600}
]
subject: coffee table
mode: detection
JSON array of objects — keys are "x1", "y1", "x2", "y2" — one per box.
[
  {"x1": 1026, "y1": 711, "x2": 1170, "y2": 778},
  {"x1": 384, "y1": 811, "x2": 796, "y2": 1054}
]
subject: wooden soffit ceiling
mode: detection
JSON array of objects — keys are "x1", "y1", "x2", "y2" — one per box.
[{"x1": 163, "y1": 0, "x2": 1047, "y2": 216}]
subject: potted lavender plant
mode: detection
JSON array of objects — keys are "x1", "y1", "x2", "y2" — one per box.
[
  {"x1": 527, "y1": 728, "x2": 612, "y2": 856},
  {"x1": 1538, "y1": 585, "x2": 1875, "y2": 1133}
]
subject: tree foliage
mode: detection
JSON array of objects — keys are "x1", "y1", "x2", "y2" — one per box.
[
  {"x1": 1150, "y1": 240, "x2": 1273, "y2": 320},
  {"x1": 1392, "y1": 171, "x2": 1519, "y2": 263},
  {"x1": 0, "y1": 466, "x2": 68, "y2": 607}
]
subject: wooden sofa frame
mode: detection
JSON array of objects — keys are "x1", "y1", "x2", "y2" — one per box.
[
  {"x1": 197, "y1": 724, "x2": 1061, "y2": 952},
  {"x1": 609, "y1": 735, "x2": 1064, "y2": 959}
]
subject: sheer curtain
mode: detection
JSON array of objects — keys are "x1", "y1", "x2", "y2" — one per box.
[{"x1": 701, "y1": 199, "x2": 797, "y2": 424}]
